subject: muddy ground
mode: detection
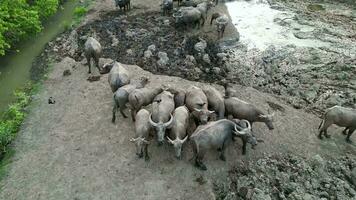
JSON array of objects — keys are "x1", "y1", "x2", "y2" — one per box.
[{"x1": 1, "y1": 0, "x2": 356, "y2": 199}]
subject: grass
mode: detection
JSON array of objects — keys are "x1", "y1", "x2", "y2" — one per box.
[{"x1": 0, "y1": 83, "x2": 34, "y2": 155}]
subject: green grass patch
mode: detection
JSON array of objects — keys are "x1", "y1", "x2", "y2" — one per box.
[{"x1": 0, "y1": 84, "x2": 34, "y2": 154}]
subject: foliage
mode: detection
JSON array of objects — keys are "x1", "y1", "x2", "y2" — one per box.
[
  {"x1": 0, "y1": 84, "x2": 33, "y2": 154},
  {"x1": 0, "y1": 0, "x2": 60, "y2": 55},
  {"x1": 74, "y1": 6, "x2": 87, "y2": 18}
]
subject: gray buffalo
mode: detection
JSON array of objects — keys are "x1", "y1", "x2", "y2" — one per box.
[
  {"x1": 84, "y1": 37, "x2": 102, "y2": 74},
  {"x1": 185, "y1": 86, "x2": 214, "y2": 125},
  {"x1": 318, "y1": 105, "x2": 356, "y2": 143},
  {"x1": 224, "y1": 97, "x2": 274, "y2": 130},
  {"x1": 112, "y1": 76, "x2": 149, "y2": 122},
  {"x1": 167, "y1": 106, "x2": 190, "y2": 159},
  {"x1": 128, "y1": 87, "x2": 164, "y2": 121},
  {"x1": 203, "y1": 86, "x2": 225, "y2": 120},
  {"x1": 130, "y1": 109, "x2": 151, "y2": 161},
  {"x1": 149, "y1": 91, "x2": 175, "y2": 145},
  {"x1": 190, "y1": 119, "x2": 255, "y2": 170}
]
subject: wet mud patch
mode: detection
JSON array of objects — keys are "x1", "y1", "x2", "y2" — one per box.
[
  {"x1": 72, "y1": 11, "x2": 226, "y2": 84},
  {"x1": 214, "y1": 153, "x2": 356, "y2": 199}
]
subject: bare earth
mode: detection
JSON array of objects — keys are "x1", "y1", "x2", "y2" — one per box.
[{"x1": 0, "y1": 0, "x2": 355, "y2": 199}]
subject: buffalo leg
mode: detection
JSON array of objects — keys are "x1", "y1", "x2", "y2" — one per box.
[
  {"x1": 346, "y1": 128, "x2": 355, "y2": 143},
  {"x1": 144, "y1": 144, "x2": 150, "y2": 161},
  {"x1": 112, "y1": 104, "x2": 117, "y2": 123},
  {"x1": 119, "y1": 105, "x2": 128, "y2": 118},
  {"x1": 86, "y1": 56, "x2": 92, "y2": 74},
  {"x1": 318, "y1": 130, "x2": 324, "y2": 139},
  {"x1": 131, "y1": 109, "x2": 137, "y2": 121},
  {"x1": 242, "y1": 139, "x2": 247, "y2": 155},
  {"x1": 94, "y1": 56, "x2": 101, "y2": 73},
  {"x1": 342, "y1": 127, "x2": 349, "y2": 135},
  {"x1": 195, "y1": 149, "x2": 207, "y2": 171},
  {"x1": 219, "y1": 141, "x2": 227, "y2": 161}
]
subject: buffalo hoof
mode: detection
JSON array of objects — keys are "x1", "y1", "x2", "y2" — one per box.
[
  {"x1": 111, "y1": 118, "x2": 116, "y2": 123},
  {"x1": 324, "y1": 134, "x2": 331, "y2": 138},
  {"x1": 219, "y1": 154, "x2": 226, "y2": 161},
  {"x1": 145, "y1": 155, "x2": 150, "y2": 161},
  {"x1": 346, "y1": 138, "x2": 353, "y2": 143},
  {"x1": 318, "y1": 135, "x2": 323, "y2": 140}
]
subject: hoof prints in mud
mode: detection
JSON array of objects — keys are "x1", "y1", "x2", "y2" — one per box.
[{"x1": 76, "y1": 12, "x2": 226, "y2": 83}]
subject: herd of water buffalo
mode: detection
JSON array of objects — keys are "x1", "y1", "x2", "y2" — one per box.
[
  {"x1": 115, "y1": 0, "x2": 229, "y2": 37},
  {"x1": 81, "y1": 0, "x2": 356, "y2": 171}
]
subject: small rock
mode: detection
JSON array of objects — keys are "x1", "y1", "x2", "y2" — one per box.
[
  {"x1": 148, "y1": 44, "x2": 156, "y2": 53},
  {"x1": 213, "y1": 67, "x2": 221, "y2": 75},
  {"x1": 144, "y1": 50, "x2": 153, "y2": 59},
  {"x1": 163, "y1": 19, "x2": 170, "y2": 26},
  {"x1": 126, "y1": 49, "x2": 134, "y2": 56},
  {"x1": 157, "y1": 51, "x2": 169, "y2": 67},
  {"x1": 63, "y1": 69, "x2": 71, "y2": 76},
  {"x1": 203, "y1": 54, "x2": 211, "y2": 64},
  {"x1": 87, "y1": 75, "x2": 101, "y2": 82},
  {"x1": 194, "y1": 39, "x2": 207, "y2": 54},
  {"x1": 112, "y1": 37, "x2": 119, "y2": 47},
  {"x1": 48, "y1": 97, "x2": 56, "y2": 104}
]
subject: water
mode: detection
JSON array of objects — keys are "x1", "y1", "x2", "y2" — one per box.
[
  {"x1": 0, "y1": 0, "x2": 79, "y2": 113},
  {"x1": 226, "y1": 0, "x2": 330, "y2": 50}
]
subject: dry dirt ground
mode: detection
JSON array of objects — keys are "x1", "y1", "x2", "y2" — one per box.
[
  {"x1": 1, "y1": 0, "x2": 356, "y2": 199},
  {"x1": 0, "y1": 57, "x2": 355, "y2": 200}
]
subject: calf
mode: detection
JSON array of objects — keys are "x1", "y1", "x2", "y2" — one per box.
[
  {"x1": 112, "y1": 76, "x2": 149, "y2": 122},
  {"x1": 149, "y1": 91, "x2": 175, "y2": 145},
  {"x1": 128, "y1": 87, "x2": 164, "y2": 121},
  {"x1": 224, "y1": 97, "x2": 274, "y2": 130},
  {"x1": 130, "y1": 109, "x2": 151, "y2": 161},
  {"x1": 190, "y1": 119, "x2": 256, "y2": 170},
  {"x1": 318, "y1": 106, "x2": 356, "y2": 143},
  {"x1": 167, "y1": 106, "x2": 190, "y2": 159}
]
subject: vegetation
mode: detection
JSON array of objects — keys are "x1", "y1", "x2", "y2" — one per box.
[
  {"x1": 0, "y1": 84, "x2": 34, "y2": 155},
  {"x1": 0, "y1": 0, "x2": 60, "y2": 55}
]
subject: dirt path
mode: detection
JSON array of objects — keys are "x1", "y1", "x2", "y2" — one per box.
[{"x1": 0, "y1": 56, "x2": 355, "y2": 199}]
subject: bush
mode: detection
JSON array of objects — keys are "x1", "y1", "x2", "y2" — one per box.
[
  {"x1": 0, "y1": 0, "x2": 59, "y2": 55},
  {"x1": 0, "y1": 86, "x2": 32, "y2": 153},
  {"x1": 74, "y1": 6, "x2": 87, "y2": 18}
]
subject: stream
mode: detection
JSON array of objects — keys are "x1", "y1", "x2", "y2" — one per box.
[{"x1": 0, "y1": 0, "x2": 79, "y2": 113}]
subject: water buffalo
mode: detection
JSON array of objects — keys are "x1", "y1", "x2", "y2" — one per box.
[
  {"x1": 112, "y1": 76, "x2": 149, "y2": 122},
  {"x1": 84, "y1": 37, "x2": 102, "y2": 74},
  {"x1": 114, "y1": 0, "x2": 130, "y2": 11},
  {"x1": 318, "y1": 106, "x2": 356, "y2": 143},
  {"x1": 106, "y1": 62, "x2": 130, "y2": 93},
  {"x1": 130, "y1": 109, "x2": 151, "y2": 161},
  {"x1": 149, "y1": 91, "x2": 175, "y2": 145},
  {"x1": 196, "y1": 1, "x2": 214, "y2": 24},
  {"x1": 190, "y1": 119, "x2": 255, "y2": 170},
  {"x1": 224, "y1": 97, "x2": 274, "y2": 130},
  {"x1": 129, "y1": 87, "x2": 164, "y2": 121},
  {"x1": 215, "y1": 14, "x2": 229, "y2": 38},
  {"x1": 203, "y1": 86, "x2": 225, "y2": 120},
  {"x1": 167, "y1": 87, "x2": 186, "y2": 108},
  {"x1": 167, "y1": 106, "x2": 190, "y2": 159},
  {"x1": 173, "y1": 7, "x2": 204, "y2": 29},
  {"x1": 185, "y1": 86, "x2": 214, "y2": 125},
  {"x1": 162, "y1": 0, "x2": 173, "y2": 15}
]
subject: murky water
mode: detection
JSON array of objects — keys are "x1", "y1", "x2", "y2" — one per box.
[
  {"x1": 226, "y1": 0, "x2": 330, "y2": 50},
  {"x1": 0, "y1": 0, "x2": 79, "y2": 113}
]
